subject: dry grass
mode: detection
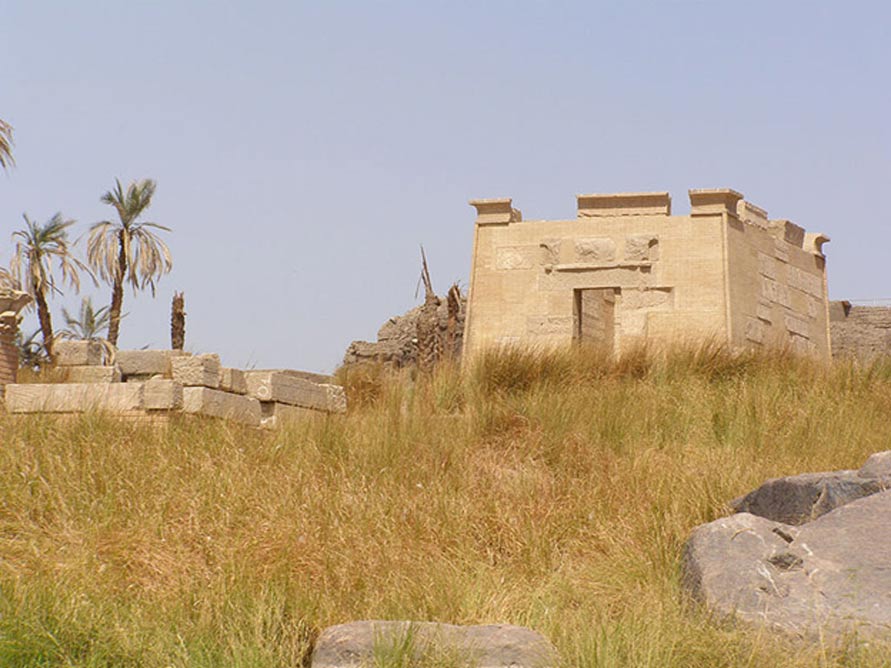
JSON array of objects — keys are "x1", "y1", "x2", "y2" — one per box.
[{"x1": 2, "y1": 345, "x2": 891, "y2": 667}]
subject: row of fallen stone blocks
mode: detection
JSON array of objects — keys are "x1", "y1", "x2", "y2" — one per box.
[{"x1": 6, "y1": 341, "x2": 347, "y2": 427}]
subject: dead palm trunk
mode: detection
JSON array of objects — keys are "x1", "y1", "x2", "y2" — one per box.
[
  {"x1": 416, "y1": 247, "x2": 441, "y2": 372},
  {"x1": 445, "y1": 283, "x2": 461, "y2": 360},
  {"x1": 106, "y1": 231, "x2": 127, "y2": 347},
  {"x1": 171, "y1": 291, "x2": 185, "y2": 350}
]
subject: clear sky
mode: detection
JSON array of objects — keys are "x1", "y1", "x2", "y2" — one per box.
[{"x1": 2, "y1": 1, "x2": 889, "y2": 373}]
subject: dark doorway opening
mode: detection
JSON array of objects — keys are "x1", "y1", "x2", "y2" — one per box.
[{"x1": 574, "y1": 288, "x2": 616, "y2": 352}]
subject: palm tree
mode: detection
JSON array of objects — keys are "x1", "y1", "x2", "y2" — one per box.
[
  {"x1": 87, "y1": 178, "x2": 172, "y2": 346},
  {"x1": 0, "y1": 119, "x2": 13, "y2": 170},
  {"x1": 10, "y1": 213, "x2": 90, "y2": 358},
  {"x1": 60, "y1": 296, "x2": 112, "y2": 341},
  {"x1": 16, "y1": 328, "x2": 47, "y2": 370}
]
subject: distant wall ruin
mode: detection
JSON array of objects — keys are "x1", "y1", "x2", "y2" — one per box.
[{"x1": 830, "y1": 301, "x2": 891, "y2": 360}]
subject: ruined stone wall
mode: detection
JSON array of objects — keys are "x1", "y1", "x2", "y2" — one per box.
[
  {"x1": 0, "y1": 290, "x2": 32, "y2": 396},
  {"x1": 343, "y1": 295, "x2": 466, "y2": 368},
  {"x1": 463, "y1": 189, "x2": 831, "y2": 361},
  {"x1": 0, "y1": 315, "x2": 18, "y2": 389},
  {"x1": 830, "y1": 302, "x2": 891, "y2": 359}
]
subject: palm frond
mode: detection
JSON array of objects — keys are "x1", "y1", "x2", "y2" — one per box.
[{"x1": 0, "y1": 119, "x2": 13, "y2": 170}]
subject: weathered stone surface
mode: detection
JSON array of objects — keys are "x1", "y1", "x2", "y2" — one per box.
[
  {"x1": 311, "y1": 621, "x2": 558, "y2": 668},
  {"x1": 219, "y1": 367, "x2": 247, "y2": 395},
  {"x1": 859, "y1": 451, "x2": 891, "y2": 478},
  {"x1": 4, "y1": 382, "x2": 143, "y2": 413},
  {"x1": 244, "y1": 371, "x2": 346, "y2": 413},
  {"x1": 683, "y1": 490, "x2": 891, "y2": 639},
  {"x1": 730, "y1": 456, "x2": 891, "y2": 525},
  {"x1": 260, "y1": 401, "x2": 318, "y2": 428},
  {"x1": 143, "y1": 378, "x2": 184, "y2": 410},
  {"x1": 116, "y1": 350, "x2": 189, "y2": 377},
  {"x1": 182, "y1": 387, "x2": 261, "y2": 426},
  {"x1": 54, "y1": 340, "x2": 106, "y2": 366},
  {"x1": 171, "y1": 353, "x2": 221, "y2": 388},
  {"x1": 64, "y1": 365, "x2": 122, "y2": 384}
]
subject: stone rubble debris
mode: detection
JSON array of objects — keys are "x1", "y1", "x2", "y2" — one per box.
[{"x1": 1, "y1": 342, "x2": 345, "y2": 427}]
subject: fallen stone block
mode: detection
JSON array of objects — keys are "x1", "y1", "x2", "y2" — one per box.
[
  {"x1": 260, "y1": 401, "x2": 319, "y2": 428},
  {"x1": 171, "y1": 354, "x2": 221, "y2": 388},
  {"x1": 245, "y1": 371, "x2": 346, "y2": 413},
  {"x1": 311, "y1": 621, "x2": 558, "y2": 668},
  {"x1": 182, "y1": 387, "x2": 261, "y2": 426},
  {"x1": 144, "y1": 378, "x2": 183, "y2": 410},
  {"x1": 4, "y1": 382, "x2": 144, "y2": 413},
  {"x1": 54, "y1": 340, "x2": 106, "y2": 366},
  {"x1": 64, "y1": 365, "x2": 122, "y2": 384},
  {"x1": 116, "y1": 349, "x2": 190, "y2": 378},
  {"x1": 220, "y1": 367, "x2": 247, "y2": 395}
]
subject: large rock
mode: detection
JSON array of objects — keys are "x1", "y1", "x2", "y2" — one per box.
[
  {"x1": 311, "y1": 621, "x2": 557, "y2": 668},
  {"x1": 683, "y1": 490, "x2": 891, "y2": 639},
  {"x1": 731, "y1": 452, "x2": 891, "y2": 524}
]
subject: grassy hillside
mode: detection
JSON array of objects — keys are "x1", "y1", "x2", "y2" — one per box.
[{"x1": 2, "y1": 345, "x2": 891, "y2": 667}]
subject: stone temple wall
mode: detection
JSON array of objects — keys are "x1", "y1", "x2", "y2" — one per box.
[
  {"x1": 463, "y1": 188, "x2": 831, "y2": 361},
  {"x1": 830, "y1": 301, "x2": 891, "y2": 360}
]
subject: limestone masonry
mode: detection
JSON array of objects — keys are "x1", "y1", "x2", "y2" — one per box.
[
  {"x1": 463, "y1": 189, "x2": 832, "y2": 359},
  {"x1": 829, "y1": 301, "x2": 891, "y2": 359},
  {"x1": 3, "y1": 340, "x2": 347, "y2": 427}
]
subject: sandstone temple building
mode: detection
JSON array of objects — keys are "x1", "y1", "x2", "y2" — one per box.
[{"x1": 463, "y1": 189, "x2": 831, "y2": 360}]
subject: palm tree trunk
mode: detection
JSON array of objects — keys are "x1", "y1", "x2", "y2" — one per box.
[
  {"x1": 33, "y1": 283, "x2": 54, "y2": 360},
  {"x1": 170, "y1": 291, "x2": 185, "y2": 350},
  {"x1": 106, "y1": 232, "x2": 127, "y2": 347}
]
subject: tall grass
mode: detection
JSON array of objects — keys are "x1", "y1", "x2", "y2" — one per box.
[{"x1": 2, "y1": 345, "x2": 891, "y2": 667}]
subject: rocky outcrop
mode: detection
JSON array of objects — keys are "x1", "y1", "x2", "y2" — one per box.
[
  {"x1": 730, "y1": 452, "x2": 891, "y2": 525},
  {"x1": 683, "y1": 452, "x2": 891, "y2": 639},
  {"x1": 343, "y1": 292, "x2": 466, "y2": 369},
  {"x1": 311, "y1": 621, "x2": 557, "y2": 668}
]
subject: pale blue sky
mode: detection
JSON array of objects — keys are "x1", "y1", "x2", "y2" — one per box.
[{"x1": 2, "y1": 1, "x2": 889, "y2": 373}]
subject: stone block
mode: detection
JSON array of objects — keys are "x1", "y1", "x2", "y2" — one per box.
[
  {"x1": 220, "y1": 367, "x2": 247, "y2": 394},
  {"x1": 64, "y1": 365, "x2": 121, "y2": 384},
  {"x1": 55, "y1": 340, "x2": 106, "y2": 366},
  {"x1": 144, "y1": 378, "x2": 183, "y2": 410},
  {"x1": 260, "y1": 401, "x2": 319, "y2": 429},
  {"x1": 171, "y1": 353, "x2": 221, "y2": 388},
  {"x1": 182, "y1": 387, "x2": 261, "y2": 426},
  {"x1": 4, "y1": 382, "x2": 144, "y2": 413},
  {"x1": 116, "y1": 349, "x2": 190, "y2": 377},
  {"x1": 575, "y1": 238, "x2": 616, "y2": 263},
  {"x1": 245, "y1": 371, "x2": 347, "y2": 413},
  {"x1": 577, "y1": 191, "x2": 671, "y2": 217}
]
